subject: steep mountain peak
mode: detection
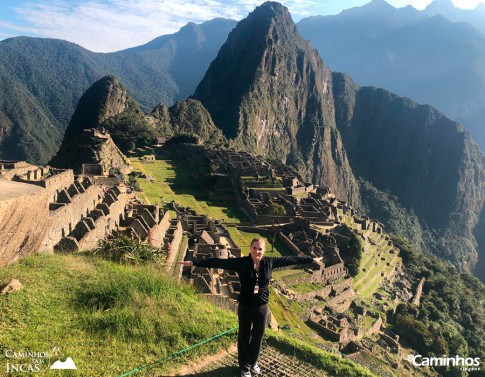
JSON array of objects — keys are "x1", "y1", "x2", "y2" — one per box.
[
  {"x1": 49, "y1": 76, "x2": 142, "y2": 169},
  {"x1": 237, "y1": 1, "x2": 296, "y2": 39},
  {"x1": 368, "y1": 0, "x2": 394, "y2": 8},
  {"x1": 340, "y1": 0, "x2": 396, "y2": 17},
  {"x1": 66, "y1": 75, "x2": 130, "y2": 134},
  {"x1": 251, "y1": 1, "x2": 291, "y2": 18},
  {"x1": 193, "y1": 2, "x2": 360, "y2": 203}
]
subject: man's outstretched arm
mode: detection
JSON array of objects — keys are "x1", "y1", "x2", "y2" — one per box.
[
  {"x1": 271, "y1": 256, "x2": 322, "y2": 268},
  {"x1": 178, "y1": 257, "x2": 241, "y2": 271}
]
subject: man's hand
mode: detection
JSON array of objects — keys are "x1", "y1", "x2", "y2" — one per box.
[
  {"x1": 312, "y1": 257, "x2": 323, "y2": 264},
  {"x1": 177, "y1": 261, "x2": 193, "y2": 267}
]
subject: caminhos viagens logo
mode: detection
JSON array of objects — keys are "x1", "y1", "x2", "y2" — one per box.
[{"x1": 406, "y1": 354, "x2": 481, "y2": 372}]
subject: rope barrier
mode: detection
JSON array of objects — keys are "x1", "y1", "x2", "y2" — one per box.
[{"x1": 117, "y1": 326, "x2": 239, "y2": 377}]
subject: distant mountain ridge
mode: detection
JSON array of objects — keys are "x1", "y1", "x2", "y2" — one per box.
[
  {"x1": 423, "y1": 0, "x2": 485, "y2": 33},
  {"x1": 0, "y1": 19, "x2": 236, "y2": 164},
  {"x1": 3, "y1": 0, "x2": 485, "y2": 163},
  {"x1": 297, "y1": 0, "x2": 485, "y2": 152}
]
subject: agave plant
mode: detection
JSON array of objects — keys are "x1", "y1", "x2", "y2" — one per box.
[{"x1": 93, "y1": 234, "x2": 166, "y2": 265}]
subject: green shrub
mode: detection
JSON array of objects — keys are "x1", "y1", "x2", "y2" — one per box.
[{"x1": 92, "y1": 234, "x2": 166, "y2": 265}]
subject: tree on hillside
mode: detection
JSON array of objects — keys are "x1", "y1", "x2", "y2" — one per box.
[{"x1": 261, "y1": 203, "x2": 287, "y2": 217}]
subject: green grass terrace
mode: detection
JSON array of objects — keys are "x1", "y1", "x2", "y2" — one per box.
[{"x1": 130, "y1": 156, "x2": 246, "y2": 223}]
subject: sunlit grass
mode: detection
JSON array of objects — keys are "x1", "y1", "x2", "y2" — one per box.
[
  {"x1": 131, "y1": 158, "x2": 246, "y2": 223},
  {"x1": 0, "y1": 254, "x2": 237, "y2": 377}
]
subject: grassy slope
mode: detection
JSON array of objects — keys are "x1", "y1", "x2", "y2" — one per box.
[
  {"x1": 0, "y1": 254, "x2": 376, "y2": 377},
  {"x1": 131, "y1": 157, "x2": 246, "y2": 223},
  {"x1": 226, "y1": 227, "x2": 293, "y2": 257},
  {"x1": 0, "y1": 254, "x2": 237, "y2": 377}
]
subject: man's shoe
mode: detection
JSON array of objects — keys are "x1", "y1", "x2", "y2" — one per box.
[
  {"x1": 250, "y1": 364, "x2": 261, "y2": 375},
  {"x1": 241, "y1": 371, "x2": 251, "y2": 377}
]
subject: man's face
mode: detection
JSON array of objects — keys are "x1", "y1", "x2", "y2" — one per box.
[{"x1": 250, "y1": 240, "x2": 265, "y2": 262}]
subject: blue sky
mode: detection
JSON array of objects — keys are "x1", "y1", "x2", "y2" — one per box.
[{"x1": 0, "y1": 0, "x2": 484, "y2": 52}]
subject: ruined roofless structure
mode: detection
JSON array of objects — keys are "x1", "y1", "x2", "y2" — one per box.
[{"x1": 0, "y1": 131, "x2": 165, "y2": 266}]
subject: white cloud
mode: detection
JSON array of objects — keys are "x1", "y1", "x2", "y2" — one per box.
[
  {"x1": 1, "y1": 0, "x2": 484, "y2": 52},
  {"x1": 0, "y1": 0, "x2": 330, "y2": 52},
  {"x1": 4, "y1": 0, "x2": 249, "y2": 51},
  {"x1": 453, "y1": 0, "x2": 485, "y2": 8}
]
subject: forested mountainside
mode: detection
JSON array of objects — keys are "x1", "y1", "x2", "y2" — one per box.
[
  {"x1": 0, "y1": 19, "x2": 235, "y2": 164},
  {"x1": 333, "y1": 72, "x2": 485, "y2": 275}
]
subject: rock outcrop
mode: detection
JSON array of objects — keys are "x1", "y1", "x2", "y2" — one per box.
[
  {"x1": 150, "y1": 99, "x2": 226, "y2": 145},
  {"x1": 1, "y1": 279, "x2": 22, "y2": 294},
  {"x1": 0, "y1": 180, "x2": 50, "y2": 265},
  {"x1": 333, "y1": 72, "x2": 485, "y2": 271},
  {"x1": 50, "y1": 76, "x2": 156, "y2": 171}
]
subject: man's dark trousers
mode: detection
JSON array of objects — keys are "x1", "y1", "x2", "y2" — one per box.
[{"x1": 237, "y1": 303, "x2": 269, "y2": 373}]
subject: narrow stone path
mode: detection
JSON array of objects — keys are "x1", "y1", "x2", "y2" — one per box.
[{"x1": 166, "y1": 343, "x2": 329, "y2": 377}]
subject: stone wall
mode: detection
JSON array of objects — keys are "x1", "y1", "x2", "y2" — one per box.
[
  {"x1": 278, "y1": 232, "x2": 303, "y2": 256},
  {"x1": 43, "y1": 170, "x2": 75, "y2": 197},
  {"x1": 41, "y1": 182, "x2": 105, "y2": 251},
  {"x1": 76, "y1": 190, "x2": 130, "y2": 250},
  {"x1": 318, "y1": 262, "x2": 346, "y2": 282},
  {"x1": 0, "y1": 181, "x2": 50, "y2": 266},
  {"x1": 13, "y1": 169, "x2": 75, "y2": 201},
  {"x1": 82, "y1": 164, "x2": 105, "y2": 176},
  {"x1": 150, "y1": 210, "x2": 170, "y2": 248},
  {"x1": 366, "y1": 317, "x2": 383, "y2": 337},
  {"x1": 92, "y1": 177, "x2": 122, "y2": 186},
  {"x1": 412, "y1": 277, "x2": 426, "y2": 306},
  {"x1": 0, "y1": 161, "x2": 35, "y2": 180},
  {"x1": 97, "y1": 133, "x2": 132, "y2": 174},
  {"x1": 165, "y1": 220, "x2": 183, "y2": 267}
]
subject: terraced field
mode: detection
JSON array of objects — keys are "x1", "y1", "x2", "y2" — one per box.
[
  {"x1": 130, "y1": 157, "x2": 245, "y2": 223},
  {"x1": 352, "y1": 233, "x2": 401, "y2": 298}
]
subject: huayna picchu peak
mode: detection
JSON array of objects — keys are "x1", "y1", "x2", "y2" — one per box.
[{"x1": 193, "y1": 1, "x2": 360, "y2": 205}]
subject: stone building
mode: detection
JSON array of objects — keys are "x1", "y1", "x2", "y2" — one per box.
[
  {"x1": 174, "y1": 204, "x2": 241, "y2": 303},
  {"x1": 0, "y1": 155, "x2": 168, "y2": 265},
  {"x1": 278, "y1": 226, "x2": 347, "y2": 285}
]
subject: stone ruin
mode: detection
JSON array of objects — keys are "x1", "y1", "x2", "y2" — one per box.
[
  {"x1": 161, "y1": 147, "x2": 402, "y2": 350},
  {"x1": 0, "y1": 156, "x2": 169, "y2": 266},
  {"x1": 210, "y1": 150, "x2": 274, "y2": 178},
  {"x1": 140, "y1": 154, "x2": 156, "y2": 164},
  {"x1": 173, "y1": 203, "x2": 241, "y2": 309},
  {"x1": 79, "y1": 128, "x2": 132, "y2": 176},
  {"x1": 308, "y1": 307, "x2": 383, "y2": 350},
  {"x1": 278, "y1": 226, "x2": 347, "y2": 285}
]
